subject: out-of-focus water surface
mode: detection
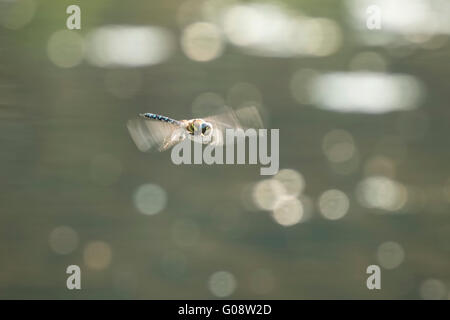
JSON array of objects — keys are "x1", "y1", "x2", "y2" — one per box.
[{"x1": 1, "y1": 0, "x2": 450, "y2": 299}]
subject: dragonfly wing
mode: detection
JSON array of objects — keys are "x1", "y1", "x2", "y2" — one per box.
[
  {"x1": 127, "y1": 118, "x2": 182, "y2": 152},
  {"x1": 203, "y1": 106, "x2": 264, "y2": 146},
  {"x1": 209, "y1": 126, "x2": 224, "y2": 146},
  {"x1": 158, "y1": 128, "x2": 187, "y2": 152},
  {"x1": 234, "y1": 105, "x2": 264, "y2": 129}
]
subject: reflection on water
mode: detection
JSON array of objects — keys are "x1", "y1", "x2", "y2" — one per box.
[{"x1": 0, "y1": 0, "x2": 450, "y2": 299}]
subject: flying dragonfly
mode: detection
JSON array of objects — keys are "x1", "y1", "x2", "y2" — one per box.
[{"x1": 127, "y1": 106, "x2": 264, "y2": 152}]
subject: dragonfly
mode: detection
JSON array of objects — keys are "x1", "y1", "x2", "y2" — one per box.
[{"x1": 127, "y1": 106, "x2": 263, "y2": 152}]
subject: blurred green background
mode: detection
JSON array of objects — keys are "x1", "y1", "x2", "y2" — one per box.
[{"x1": 1, "y1": 0, "x2": 450, "y2": 299}]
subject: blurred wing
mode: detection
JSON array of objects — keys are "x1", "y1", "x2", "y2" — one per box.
[
  {"x1": 203, "y1": 106, "x2": 264, "y2": 146},
  {"x1": 203, "y1": 106, "x2": 241, "y2": 130},
  {"x1": 158, "y1": 128, "x2": 187, "y2": 152},
  {"x1": 204, "y1": 105, "x2": 263, "y2": 130},
  {"x1": 127, "y1": 118, "x2": 182, "y2": 152},
  {"x1": 234, "y1": 105, "x2": 264, "y2": 129}
]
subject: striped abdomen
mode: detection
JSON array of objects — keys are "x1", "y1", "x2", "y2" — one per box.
[{"x1": 140, "y1": 113, "x2": 182, "y2": 126}]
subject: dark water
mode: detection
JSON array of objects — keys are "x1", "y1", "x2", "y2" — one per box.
[{"x1": 0, "y1": 0, "x2": 449, "y2": 299}]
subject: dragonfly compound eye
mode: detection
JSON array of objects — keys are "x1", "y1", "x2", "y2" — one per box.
[{"x1": 201, "y1": 122, "x2": 212, "y2": 136}]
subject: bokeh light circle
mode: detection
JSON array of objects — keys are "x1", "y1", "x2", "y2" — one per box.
[
  {"x1": 377, "y1": 241, "x2": 405, "y2": 269},
  {"x1": 83, "y1": 241, "x2": 112, "y2": 270},
  {"x1": 181, "y1": 22, "x2": 224, "y2": 62},
  {"x1": 273, "y1": 169, "x2": 305, "y2": 197},
  {"x1": 272, "y1": 197, "x2": 303, "y2": 227},
  {"x1": 208, "y1": 271, "x2": 237, "y2": 298},
  {"x1": 49, "y1": 226, "x2": 79, "y2": 255},
  {"x1": 252, "y1": 179, "x2": 286, "y2": 210},
  {"x1": 419, "y1": 279, "x2": 447, "y2": 300},
  {"x1": 47, "y1": 30, "x2": 84, "y2": 68},
  {"x1": 318, "y1": 189, "x2": 350, "y2": 220},
  {"x1": 133, "y1": 184, "x2": 167, "y2": 215}
]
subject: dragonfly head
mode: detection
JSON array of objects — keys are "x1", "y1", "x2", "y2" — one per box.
[{"x1": 191, "y1": 119, "x2": 213, "y2": 137}]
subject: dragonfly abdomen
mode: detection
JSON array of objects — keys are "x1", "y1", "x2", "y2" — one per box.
[{"x1": 140, "y1": 113, "x2": 181, "y2": 126}]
